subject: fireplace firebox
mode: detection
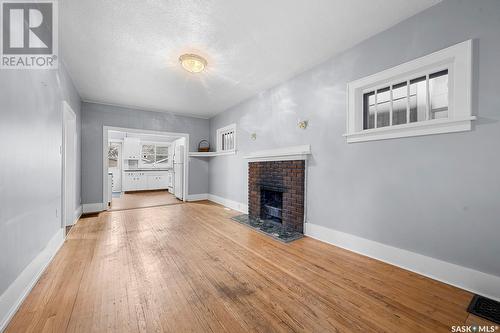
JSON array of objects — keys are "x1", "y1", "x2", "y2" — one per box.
[{"x1": 260, "y1": 186, "x2": 284, "y2": 223}]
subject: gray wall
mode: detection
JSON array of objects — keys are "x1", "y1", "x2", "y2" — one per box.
[
  {"x1": 209, "y1": 0, "x2": 500, "y2": 277},
  {"x1": 81, "y1": 102, "x2": 210, "y2": 204},
  {"x1": 0, "y1": 62, "x2": 81, "y2": 295}
]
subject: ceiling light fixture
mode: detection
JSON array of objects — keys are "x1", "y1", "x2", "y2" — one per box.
[{"x1": 179, "y1": 53, "x2": 207, "y2": 73}]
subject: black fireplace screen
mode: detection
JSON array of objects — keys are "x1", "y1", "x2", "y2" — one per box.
[{"x1": 260, "y1": 187, "x2": 283, "y2": 223}]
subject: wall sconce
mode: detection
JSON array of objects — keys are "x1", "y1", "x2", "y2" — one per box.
[
  {"x1": 250, "y1": 133, "x2": 257, "y2": 140},
  {"x1": 298, "y1": 120, "x2": 308, "y2": 129}
]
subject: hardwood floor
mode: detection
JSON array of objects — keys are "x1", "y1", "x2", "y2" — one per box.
[
  {"x1": 6, "y1": 201, "x2": 487, "y2": 332},
  {"x1": 109, "y1": 190, "x2": 182, "y2": 211}
]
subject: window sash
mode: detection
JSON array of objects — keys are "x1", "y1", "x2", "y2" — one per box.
[
  {"x1": 362, "y1": 69, "x2": 449, "y2": 131},
  {"x1": 217, "y1": 124, "x2": 236, "y2": 152}
]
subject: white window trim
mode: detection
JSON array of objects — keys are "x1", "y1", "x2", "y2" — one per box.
[
  {"x1": 216, "y1": 123, "x2": 237, "y2": 152},
  {"x1": 344, "y1": 39, "x2": 475, "y2": 143}
]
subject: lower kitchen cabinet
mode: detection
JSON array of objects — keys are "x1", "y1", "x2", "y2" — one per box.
[
  {"x1": 123, "y1": 171, "x2": 169, "y2": 191},
  {"x1": 147, "y1": 174, "x2": 169, "y2": 190}
]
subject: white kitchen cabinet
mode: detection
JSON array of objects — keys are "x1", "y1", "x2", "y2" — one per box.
[
  {"x1": 147, "y1": 174, "x2": 169, "y2": 190},
  {"x1": 123, "y1": 171, "x2": 170, "y2": 191},
  {"x1": 137, "y1": 173, "x2": 148, "y2": 189},
  {"x1": 123, "y1": 137, "x2": 141, "y2": 160},
  {"x1": 123, "y1": 172, "x2": 140, "y2": 191}
]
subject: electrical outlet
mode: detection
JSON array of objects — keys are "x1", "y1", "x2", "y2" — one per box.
[{"x1": 55, "y1": 208, "x2": 59, "y2": 217}]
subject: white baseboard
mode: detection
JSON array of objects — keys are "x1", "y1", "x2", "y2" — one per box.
[
  {"x1": 208, "y1": 194, "x2": 248, "y2": 214},
  {"x1": 82, "y1": 202, "x2": 106, "y2": 214},
  {"x1": 0, "y1": 228, "x2": 65, "y2": 331},
  {"x1": 70, "y1": 205, "x2": 82, "y2": 226},
  {"x1": 187, "y1": 193, "x2": 208, "y2": 201},
  {"x1": 304, "y1": 222, "x2": 500, "y2": 302}
]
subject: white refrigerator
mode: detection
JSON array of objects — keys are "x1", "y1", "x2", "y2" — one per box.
[{"x1": 174, "y1": 145, "x2": 184, "y2": 200}]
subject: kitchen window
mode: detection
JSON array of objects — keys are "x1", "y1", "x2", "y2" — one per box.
[
  {"x1": 108, "y1": 143, "x2": 119, "y2": 167},
  {"x1": 345, "y1": 40, "x2": 475, "y2": 143},
  {"x1": 140, "y1": 143, "x2": 169, "y2": 166},
  {"x1": 216, "y1": 124, "x2": 236, "y2": 152}
]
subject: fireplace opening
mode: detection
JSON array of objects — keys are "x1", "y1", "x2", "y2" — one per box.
[
  {"x1": 234, "y1": 160, "x2": 304, "y2": 242},
  {"x1": 260, "y1": 186, "x2": 283, "y2": 223}
]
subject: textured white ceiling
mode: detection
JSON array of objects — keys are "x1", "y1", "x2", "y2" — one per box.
[{"x1": 61, "y1": 0, "x2": 440, "y2": 118}]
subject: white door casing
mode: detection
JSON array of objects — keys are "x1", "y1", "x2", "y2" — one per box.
[{"x1": 62, "y1": 101, "x2": 77, "y2": 227}]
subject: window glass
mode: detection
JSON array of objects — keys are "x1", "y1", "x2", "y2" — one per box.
[
  {"x1": 429, "y1": 70, "x2": 448, "y2": 119},
  {"x1": 376, "y1": 87, "x2": 390, "y2": 128},
  {"x1": 363, "y1": 70, "x2": 449, "y2": 130},
  {"x1": 108, "y1": 144, "x2": 119, "y2": 168},
  {"x1": 156, "y1": 155, "x2": 168, "y2": 163},
  {"x1": 409, "y1": 76, "x2": 427, "y2": 123},
  {"x1": 392, "y1": 82, "x2": 407, "y2": 125},
  {"x1": 216, "y1": 124, "x2": 237, "y2": 152},
  {"x1": 156, "y1": 146, "x2": 169, "y2": 155},
  {"x1": 141, "y1": 144, "x2": 155, "y2": 165},
  {"x1": 363, "y1": 92, "x2": 375, "y2": 129}
]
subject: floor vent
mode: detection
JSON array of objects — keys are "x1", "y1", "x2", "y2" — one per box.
[{"x1": 468, "y1": 295, "x2": 500, "y2": 324}]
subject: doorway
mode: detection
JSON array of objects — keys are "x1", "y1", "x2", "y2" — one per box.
[
  {"x1": 62, "y1": 102, "x2": 77, "y2": 229},
  {"x1": 103, "y1": 127, "x2": 189, "y2": 211}
]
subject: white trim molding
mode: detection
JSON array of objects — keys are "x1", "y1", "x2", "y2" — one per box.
[
  {"x1": 188, "y1": 151, "x2": 236, "y2": 158},
  {"x1": 345, "y1": 39, "x2": 475, "y2": 143},
  {"x1": 0, "y1": 229, "x2": 65, "y2": 331},
  {"x1": 187, "y1": 193, "x2": 209, "y2": 201},
  {"x1": 82, "y1": 202, "x2": 106, "y2": 214},
  {"x1": 243, "y1": 145, "x2": 311, "y2": 162},
  {"x1": 72, "y1": 205, "x2": 82, "y2": 225},
  {"x1": 305, "y1": 223, "x2": 500, "y2": 302},
  {"x1": 344, "y1": 116, "x2": 475, "y2": 143},
  {"x1": 208, "y1": 194, "x2": 248, "y2": 214}
]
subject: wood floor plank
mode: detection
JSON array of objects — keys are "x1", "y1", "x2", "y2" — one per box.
[
  {"x1": 109, "y1": 190, "x2": 182, "y2": 212},
  {"x1": 6, "y1": 198, "x2": 480, "y2": 332},
  {"x1": 188, "y1": 203, "x2": 471, "y2": 330}
]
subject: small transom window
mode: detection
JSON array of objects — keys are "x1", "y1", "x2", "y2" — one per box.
[
  {"x1": 216, "y1": 124, "x2": 236, "y2": 152},
  {"x1": 363, "y1": 69, "x2": 449, "y2": 130},
  {"x1": 345, "y1": 40, "x2": 475, "y2": 143}
]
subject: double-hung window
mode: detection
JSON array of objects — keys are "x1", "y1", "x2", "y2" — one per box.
[{"x1": 345, "y1": 40, "x2": 474, "y2": 143}]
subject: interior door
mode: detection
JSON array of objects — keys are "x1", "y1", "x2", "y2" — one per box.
[{"x1": 108, "y1": 142, "x2": 122, "y2": 192}]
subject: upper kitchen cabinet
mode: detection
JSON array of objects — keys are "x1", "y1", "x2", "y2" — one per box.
[{"x1": 123, "y1": 137, "x2": 140, "y2": 160}]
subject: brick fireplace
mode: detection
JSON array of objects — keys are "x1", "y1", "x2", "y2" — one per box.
[{"x1": 248, "y1": 160, "x2": 305, "y2": 233}]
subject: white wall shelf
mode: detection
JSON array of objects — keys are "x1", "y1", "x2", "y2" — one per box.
[{"x1": 188, "y1": 151, "x2": 236, "y2": 158}]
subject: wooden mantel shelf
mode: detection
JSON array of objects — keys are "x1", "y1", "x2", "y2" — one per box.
[{"x1": 243, "y1": 145, "x2": 311, "y2": 161}]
